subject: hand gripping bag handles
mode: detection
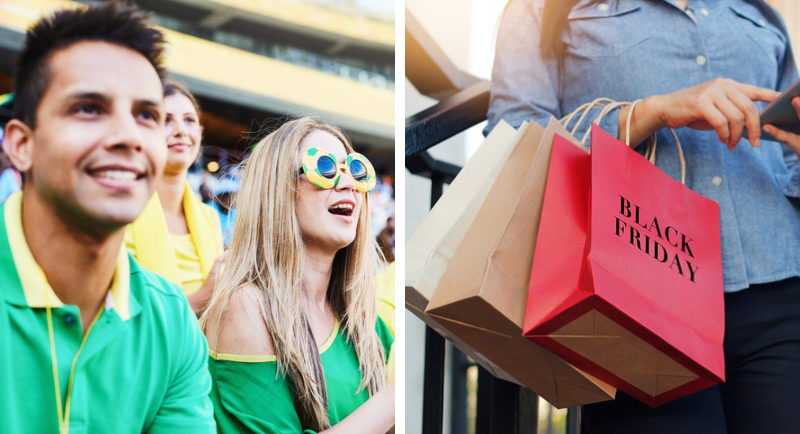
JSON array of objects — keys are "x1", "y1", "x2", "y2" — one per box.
[
  {"x1": 524, "y1": 100, "x2": 725, "y2": 407},
  {"x1": 423, "y1": 104, "x2": 625, "y2": 408}
]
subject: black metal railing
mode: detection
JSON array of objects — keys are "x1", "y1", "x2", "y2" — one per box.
[
  {"x1": 405, "y1": 78, "x2": 568, "y2": 433},
  {"x1": 406, "y1": 95, "x2": 582, "y2": 434},
  {"x1": 405, "y1": 7, "x2": 581, "y2": 431}
]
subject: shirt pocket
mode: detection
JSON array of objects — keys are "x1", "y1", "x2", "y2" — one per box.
[
  {"x1": 728, "y1": 5, "x2": 785, "y2": 69},
  {"x1": 565, "y1": 2, "x2": 650, "y2": 58}
]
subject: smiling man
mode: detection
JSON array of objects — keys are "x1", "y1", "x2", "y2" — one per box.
[{"x1": 0, "y1": 2, "x2": 214, "y2": 432}]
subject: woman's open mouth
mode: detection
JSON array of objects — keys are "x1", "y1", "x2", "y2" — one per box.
[{"x1": 328, "y1": 203, "x2": 354, "y2": 217}]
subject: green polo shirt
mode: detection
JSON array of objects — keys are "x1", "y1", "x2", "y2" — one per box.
[{"x1": 0, "y1": 192, "x2": 215, "y2": 433}]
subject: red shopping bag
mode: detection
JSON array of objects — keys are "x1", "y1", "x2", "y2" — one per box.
[{"x1": 523, "y1": 124, "x2": 725, "y2": 407}]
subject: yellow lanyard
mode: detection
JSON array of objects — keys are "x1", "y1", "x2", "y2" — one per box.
[{"x1": 45, "y1": 293, "x2": 103, "y2": 434}]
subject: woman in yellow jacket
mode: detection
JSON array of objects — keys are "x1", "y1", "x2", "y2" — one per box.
[{"x1": 126, "y1": 80, "x2": 226, "y2": 316}]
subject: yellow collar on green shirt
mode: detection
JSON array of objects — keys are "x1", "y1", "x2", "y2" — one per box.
[
  {"x1": 4, "y1": 192, "x2": 131, "y2": 320},
  {"x1": 209, "y1": 319, "x2": 340, "y2": 363}
]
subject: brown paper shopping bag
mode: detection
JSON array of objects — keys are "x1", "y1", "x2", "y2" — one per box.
[
  {"x1": 406, "y1": 119, "x2": 530, "y2": 382},
  {"x1": 426, "y1": 116, "x2": 617, "y2": 408}
]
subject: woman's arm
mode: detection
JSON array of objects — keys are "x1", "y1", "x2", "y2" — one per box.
[
  {"x1": 319, "y1": 382, "x2": 395, "y2": 434},
  {"x1": 486, "y1": 0, "x2": 561, "y2": 133},
  {"x1": 618, "y1": 78, "x2": 779, "y2": 149}
]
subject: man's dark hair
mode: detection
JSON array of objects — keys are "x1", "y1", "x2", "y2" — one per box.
[{"x1": 13, "y1": 1, "x2": 167, "y2": 129}]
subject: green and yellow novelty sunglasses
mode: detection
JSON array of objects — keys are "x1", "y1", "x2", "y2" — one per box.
[{"x1": 298, "y1": 147, "x2": 377, "y2": 193}]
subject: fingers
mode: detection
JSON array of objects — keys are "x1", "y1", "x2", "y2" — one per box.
[
  {"x1": 758, "y1": 96, "x2": 800, "y2": 155},
  {"x1": 701, "y1": 101, "x2": 732, "y2": 148},
  {"x1": 652, "y1": 78, "x2": 773, "y2": 150},
  {"x1": 691, "y1": 84, "x2": 733, "y2": 147},
  {"x1": 731, "y1": 81, "x2": 781, "y2": 103},
  {"x1": 764, "y1": 124, "x2": 800, "y2": 155},
  {"x1": 713, "y1": 98, "x2": 745, "y2": 150},
  {"x1": 725, "y1": 86, "x2": 761, "y2": 148},
  {"x1": 705, "y1": 79, "x2": 763, "y2": 149}
]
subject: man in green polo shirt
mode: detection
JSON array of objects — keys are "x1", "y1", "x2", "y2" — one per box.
[{"x1": 0, "y1": 2, "x2": 215, "y2": 432}]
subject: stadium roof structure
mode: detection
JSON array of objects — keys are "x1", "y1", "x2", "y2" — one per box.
[{"x1": 0, "y1": 0, "x2": 395, "y2": 150}]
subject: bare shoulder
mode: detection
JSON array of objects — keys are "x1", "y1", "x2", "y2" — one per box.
[{"x1": 204, "y1": 283, "x2": 275, "y2": 356}]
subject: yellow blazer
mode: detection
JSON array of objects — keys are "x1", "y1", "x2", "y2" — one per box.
[{"x1": 125, "y1": 183, "x2": 223, "y2": 294}]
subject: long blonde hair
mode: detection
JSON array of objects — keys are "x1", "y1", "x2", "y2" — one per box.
[{"x1": 201, "y1": 117, "x2": 386, "y2": 431}]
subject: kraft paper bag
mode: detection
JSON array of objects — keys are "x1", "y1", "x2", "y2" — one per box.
[
  {"x1": 406, "y1": 119, "x2": 530, "y2": 382},
  {"x1": 426, "y1": 117, "x2": 616, "y2": 408},
  {"x1": 524, "y1": 125, "x2": 724, "y2": 407}
]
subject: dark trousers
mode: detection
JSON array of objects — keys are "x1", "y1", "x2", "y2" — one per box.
[{"x1": 582, "y1": 277, "x2": 800, "y2": 434}]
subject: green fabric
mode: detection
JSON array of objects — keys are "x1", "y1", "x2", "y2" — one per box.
[
  {"x1": 0, "y1": 202, "x2": 216, "y2": 433},
  {"x1": 210, "y1": 319, "x2": 393, "y2": 433}
]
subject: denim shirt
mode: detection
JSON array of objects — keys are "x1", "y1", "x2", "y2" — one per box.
[{"x1": 486, "y1": 0, "x2": 800, "y2": 292}]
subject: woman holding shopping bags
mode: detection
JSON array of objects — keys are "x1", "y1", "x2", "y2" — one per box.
[
  {"x1": 200, "y1": 117, "x2": 394, "y2": 433},
  {"x1": 488, "y1": 0, "x2": 800, "y2": 432},
  {"x1": 126, "y1": 80, "x2": 226, "y2": 316}
]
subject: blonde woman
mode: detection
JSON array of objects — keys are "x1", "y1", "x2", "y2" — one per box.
[
  {"x1": 126, "y1": 80, "x2": 226, "y2": 316},
  {"x1": 201, "y1": 117, "x2": 394, "y2": 433}
]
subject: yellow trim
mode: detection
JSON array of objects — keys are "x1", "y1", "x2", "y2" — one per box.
[
  {"x1": 318, "y1": 319, "x2": 339, "y2": 354},
  {"x1": 210, "y1": 320, "x2": 340, "y2": 363},
  {"x1": 0, "y1": 0, "x2": 394, "y2": 131},
  {"x1": 163, "y1": 29, "x2": 393, "y2": 129},
  {"x1": 109, "y1": 244, "x2": 131, "y2": 321},
  {"x1": 0, "y1": 0, "x2": 78, "y2": 32},
  {"x1": 208, "y1": 351, "x2": 277, "y2": 363},
  {"x1": 5, "y1": 192, "x2": 131, "y2": 320},
  {"x1": 47, "y1": 303, "x2": 103, "y2": 434},
  {"x1": 62, "y1": 308, "x2": 103, "y2": 431},
  {"x1": 5, "y1": 192, "x2": 63, "y2": 308},
  {"x1": 45, "y1": 300, "x2": 61, "y2": 431},
  {"x1": 0, "y1": 0, "x2": 393, "y2": 47},
  {"x1": 206, "y1": 0, "x2": 393, "y2": 47}
]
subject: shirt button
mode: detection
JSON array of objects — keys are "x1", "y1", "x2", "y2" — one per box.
[
  {"x1": 63, "y1": 313, "x2": 77, "y2": 325},
  {"x1": 696, "y1": 55, "x2": 707, "y2": 66},
  {"x1": 598, "y1": 3, "x2": 609, "y2": 12},
  {"x1": 700, "y1": 8, "x2": 709, "y2": 16},
  {"x1": 712, "y1": 176, "x2": 723, "y2": 186}
]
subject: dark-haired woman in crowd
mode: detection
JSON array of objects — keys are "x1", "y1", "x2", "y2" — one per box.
[
  {"x1": 126, "y1": 80, "x2": 226, "y2": 316},
  {"x1": 488, "y1": 0, "x2": 800, "y2": 432}
]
